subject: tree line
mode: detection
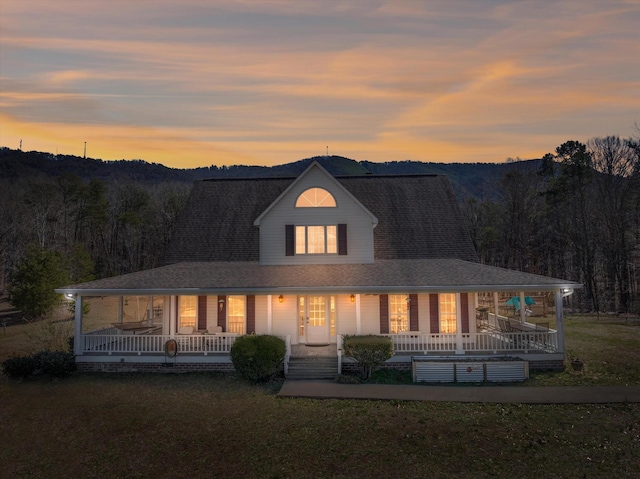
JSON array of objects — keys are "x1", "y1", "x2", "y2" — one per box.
[
  {"x1": 2, "y1": 136, "x2": 639, "y2": 318},
  {"x1": 464, "y1": 136, "x2": 640, "y2": 314},
  {"x1": 0, "y1": 172, "x2": 190, "y2": 317}
]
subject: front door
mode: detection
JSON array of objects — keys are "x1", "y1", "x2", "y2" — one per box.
[{"x1": 301, "y1": 295, "x2": 330, "y2": 345}]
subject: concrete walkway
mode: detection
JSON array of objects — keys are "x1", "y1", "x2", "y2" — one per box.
[{"x1": 278, "y1": 380, "x2": 640, "y2": 404}]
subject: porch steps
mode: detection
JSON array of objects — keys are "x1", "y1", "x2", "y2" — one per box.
[{"x1": 286, "y1": 356, "x2": 339, "y2": 380}]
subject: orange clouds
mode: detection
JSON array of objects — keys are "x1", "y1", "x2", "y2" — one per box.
[{"x1": 1, "y1": 1, "x2": 639, "y2": 168}]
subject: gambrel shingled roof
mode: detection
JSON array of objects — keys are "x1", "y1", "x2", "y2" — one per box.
[{"x1": 163, "y1": 174, "x2": 479, "y2": 264}]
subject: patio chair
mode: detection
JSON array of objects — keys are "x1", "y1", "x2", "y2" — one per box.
[
  {"x1": 207, "y1": 325, "x2": 222, "y2": 334},
  {"x1": 178, "y1": 326, "x2": 194, "y2": 335}
]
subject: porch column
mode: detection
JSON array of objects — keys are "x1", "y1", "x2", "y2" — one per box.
[
  {"x1": 355, "y1": 294, "x2": 361, "y2": 335},
  {"x1": 169, "y1": 296, "x2": 177, "y2": 337},
  {"x1": 555, "y1": 290, "x2": 565, "y2": 355},
  {"x1": 74, "y1": 295, "x2": 83, "y2": 356},
  {"x1": 519, "y1": 291, "x2": 526, "y2": 323},
  {"x1": 267, "y1": 294, "x2": 273, "y2": 334},
  {"x1": 118, "y1": 296, "x2": 123, "y2": 323},
  {"x1": 455, "y1": 293, "x2": 464, "y2": 354},
  {"x1": 493, "y1": 292, "x2": 500, "y2": 324},
  {"x1": 148, "y1": 295, "x2": 153, "y2": 322}
]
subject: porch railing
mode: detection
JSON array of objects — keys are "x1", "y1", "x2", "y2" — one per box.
[
  {"x1": 385, "y1": 330, "x2": 557, "y2": 354},
  {"x1": 80, "y1": 333, "x2": 239, "y2": 355}
]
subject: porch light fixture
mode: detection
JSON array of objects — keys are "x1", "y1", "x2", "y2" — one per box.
[
  {"x1": 218, "y1": 298, "x2": 225, "y2": 311},
  {"x1": 350, "y1": 294, "x2": 355, "y2": 303},
  {"x1": 64, "y1": 293, "x2": 76, "y2": 301},
  {"x1": 279, "y1": 295, "x2": 284, "y2": 303}
]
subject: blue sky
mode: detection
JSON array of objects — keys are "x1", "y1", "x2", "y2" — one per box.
[{"x1": 1, "y1": 0, "x2": 639, "y2": 168}]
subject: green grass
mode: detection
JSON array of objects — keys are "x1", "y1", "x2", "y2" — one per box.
[
  {"x1": 0, "y1": 373, "x2": 638, "y2": 479},
  {"x1": 527, "y1": 315, "x2": 640, "y2": 387},
  {"x1": 1, "y1": 314, "x2": 640, "y2": 478}
]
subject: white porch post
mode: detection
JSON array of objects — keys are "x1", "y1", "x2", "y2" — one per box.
[
  {"x1": 169, "y1": 296, "x2": 176, "y2": 337},
  {"x1": 148, "y1": 295, "x2": 153, "y2": 322},
  {"x1": 455, "y1": 293, "x2": 464, "y2": 354},
  {"x1": 118, "y1": 296, "x2": 123, "y2": 323},
  {"x1": 74, "y1": 295, "x2": 83, "y2": 356},
  {"x1": 267, "y1": 294, "x2": 273, "y2": 334},
  {"x1": 519, "y1": 291, "x2": 526, "y2": 323},
  {"x1": 555, "y1": 290, "x2": 565, "y2": 355},
  {"x1": 493, "y1": 292, "x2": 500, "y2": 321},
  {"x1": 355, "y1": 294, "x2": 361, "y2": 335}
]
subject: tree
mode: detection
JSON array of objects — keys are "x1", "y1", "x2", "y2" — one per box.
[
  {"x1": 588, "y1": 136, "x2": 640, "y2": 311},
  {"x1": 8, "y1": 244, "x2": 69, "y2": 321}
]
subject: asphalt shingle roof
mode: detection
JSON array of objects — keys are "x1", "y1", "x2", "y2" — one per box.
[
  {"x1": 163, "y1": 174, "x2": 479, "y2": 264},
  {"x1": 57, "y1": 259, "x2": 581, "y2": 295}
]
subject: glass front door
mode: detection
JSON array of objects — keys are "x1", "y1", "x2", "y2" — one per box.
[{"x1": 301, "y1": 295, "x2": 330, "y2": 345}]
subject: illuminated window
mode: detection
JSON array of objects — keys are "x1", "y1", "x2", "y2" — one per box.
[
  {"x1": 228, "y1": 295, "x2": 245, "y2": 334},
  {"x1": 389, "y1": 294, "x2": 409, "y2": 334},
  {"x1": 440, "y1": 294, "x2": 457, "y2": 333},
  {"x1": 295, "y1": 225, "x2": 337, "y2": 254},
  {"x1": 298, "y1": 296, "x2": 305, "y2": 337},
  {"x1": 330, "y1": 296, "x2": 336, "y2": 337},
  {"x1": 179, "y1": 296, "x2": 197, "y2": 329},
  {"x1": 295, "y1": 187, "x2": 336, "y2": 207}
]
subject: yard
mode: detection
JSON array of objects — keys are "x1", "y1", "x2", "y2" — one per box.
[{"x1": 0, "y1": 314, "x2": 639, "y2": 479}]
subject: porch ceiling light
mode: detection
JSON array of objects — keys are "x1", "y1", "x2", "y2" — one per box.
[
  {"x1": 64, "y1": 293, "x2": 76, "y2": 301},
  {"x1": 279, "y1": 295, "x2": 284, "y2": 303},
  {"x1": 562, "y1": 288, "x2": 574, "y2": 297},
  {"x1": 350, "y1": 294, "x2": 355, "y2": 302}
]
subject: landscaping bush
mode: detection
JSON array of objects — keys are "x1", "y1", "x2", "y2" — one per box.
[
  {"x1": 230, "y1": 335, "x2": 286, "y2": 382},
  {"x1": 2, "y1": 355, "x2": 39, "y2": 379},
  {"x1": 342, "y1": 335, "x2": 393, "y2": 379},
  {"x1": 36, "y1": 351, "x2": 76, "y2": 378}
]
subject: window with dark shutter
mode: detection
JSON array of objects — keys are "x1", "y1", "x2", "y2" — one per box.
[
  {"x1": 285, "y1": 224, "x2": 294, "y2": 256},
  {"x1": 379, "y1": 294, "x2": 389, "y2": 334},
  {"x1": 217, "y1": 295, "x2": 227, "y2": 332},
  {"x1": 409, "y1": 294, "x2": 419, "y2": 331},
  {"x1": 460, "y1": 293, "x2": 469, "y2": 334},
  {"x1": 429, "y1": 294, "x2": 440, "y2": 334},
  {"x1": 338, "y1": 223, "x2": 347, "y2": 255},
  {"x1": 246, "y1": 295, "x2": 256, "y2": 334},
  {"x1": 197, "y1": 296, "x2": 207, "y2": 331}
]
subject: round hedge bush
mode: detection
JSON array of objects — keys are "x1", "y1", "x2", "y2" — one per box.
[{"x1": 230, "y1": 334, "x2": 286, "y2": 382}]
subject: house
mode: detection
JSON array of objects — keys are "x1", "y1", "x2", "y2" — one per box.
[{"x1": 57, "y1": 161, "x2": 581, "y2": 376}]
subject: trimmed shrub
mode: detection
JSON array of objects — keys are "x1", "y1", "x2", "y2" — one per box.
[
  {"x1": 230, "y1": 335, "x2": 286, "y2": 382},
  {"x1": 342, "y1": 335, "x2": 393, "y2": 379},
  {"x1": 2, "y1": 355, "x2": 38, "y2": 379},
  {"x1": 37, "y1": 351, "x2": 76, "y2": 378}
]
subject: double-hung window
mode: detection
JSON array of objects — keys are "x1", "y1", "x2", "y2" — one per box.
[
  {"x1": 389, "y1": 294, "x2": 409, "y2": 333},
  {"x1": 227, "y1": 295, "x2": 246, "y2": 334},
  {"x1": 179, "y1": 296, "x2": 197, "y2": 329},
  {"x1": 295, "y1": 225, "x2": 337, "y2": 255},
  {"x1": 440, "y1": 293, "x2": 457, "y2": 333}
]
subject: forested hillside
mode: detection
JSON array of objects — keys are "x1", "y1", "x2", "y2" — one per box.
[{"x1": 1, "y1": 137, "x2": 639, "y2": 314}]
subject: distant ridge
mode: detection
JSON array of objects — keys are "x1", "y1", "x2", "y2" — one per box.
[{"x1": 0, "y1": 147, "x2": 542, "y2": 201}]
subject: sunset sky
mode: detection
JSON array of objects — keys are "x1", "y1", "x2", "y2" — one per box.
[{"x1": 1, "y1": 1, "x2": 639, "y2": 168}]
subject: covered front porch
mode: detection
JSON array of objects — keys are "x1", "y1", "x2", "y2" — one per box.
[{"x1": 68, "y1": 289, "x2": 568, "y2": 374}]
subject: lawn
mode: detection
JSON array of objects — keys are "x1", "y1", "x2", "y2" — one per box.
[{"x1": 1, "y1": 314, "x2": 639, "y2": 478}]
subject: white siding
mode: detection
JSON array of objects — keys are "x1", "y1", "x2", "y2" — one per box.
[
  {"x1": 360, "y1": 295, "x2": 381, "y2": 334},
  {"x1": 336, "y1": 295, "x2": 357, "y2": 335},
  {"x1": 258, "y1": 166, "x2": 375, "y2": 265},
  {"x1": 271, "y1": 295, "x2": 298, "y2": 343},
  {"x1": 206, "y1": 296, "x2": 218, "y2": 332}
]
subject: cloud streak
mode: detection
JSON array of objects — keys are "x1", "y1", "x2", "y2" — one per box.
[{"x1": 1, "y1": 0, "x2": 639, "y2": 168}]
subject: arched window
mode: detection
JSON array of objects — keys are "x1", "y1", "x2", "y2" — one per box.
[{"x1": 295, "y1": 187, "x2": 336, "y2": 207}]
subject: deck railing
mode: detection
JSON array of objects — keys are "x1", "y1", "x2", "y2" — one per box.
[
  {"x1": 80, "y1": 333, "x2": 239, "y2": 355},
  {"x1": 80, "y1": 329, "x2": 557, "y2": 356},
  {"x1": 385, "y1": 330, "x2": 557, "y2": 354}
]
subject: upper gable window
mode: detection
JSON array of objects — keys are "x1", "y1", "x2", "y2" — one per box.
[{"x1": 295, "y1": 188, "x2": 336, "y2": 208}]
